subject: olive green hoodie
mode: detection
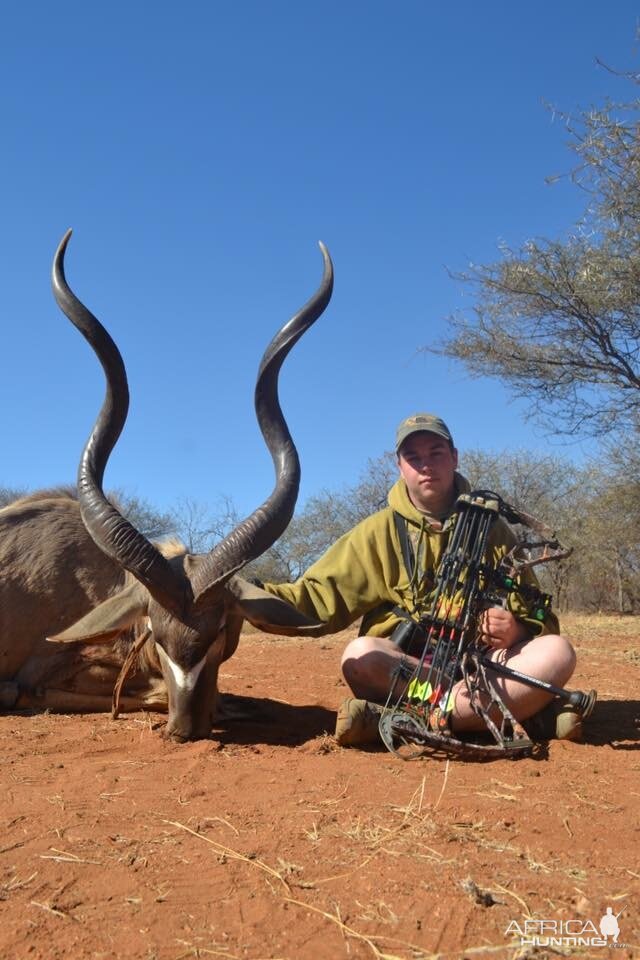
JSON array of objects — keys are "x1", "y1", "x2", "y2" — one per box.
[{"x1": 265, "y1": 474, "x2": 559, "y2": 639}]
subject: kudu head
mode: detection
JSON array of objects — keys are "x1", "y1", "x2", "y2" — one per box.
[{"x1": 49, "y1": 230, "x2": 333, "y2": 741}]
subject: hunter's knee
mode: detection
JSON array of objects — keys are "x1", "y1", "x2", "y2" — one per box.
[
  {"x1": 535, "y1": 632, "x2": 576, "y2": 685},
  {"x1": 340, "y1": 635, "x2": 378, "y2": 680}
]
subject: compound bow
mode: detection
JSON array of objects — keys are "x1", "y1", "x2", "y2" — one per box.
[{"x1": 379, "y1": 490, "x2": 597, "y2": 760}]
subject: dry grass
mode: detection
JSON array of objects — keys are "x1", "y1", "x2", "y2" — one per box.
[{"x1": 560, "y1": 612, "x2": 640, "y2": 643}]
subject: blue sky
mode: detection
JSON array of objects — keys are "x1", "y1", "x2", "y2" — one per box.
[{"x1": 1, "y1": 2, "x2": 638, "y2": 518}]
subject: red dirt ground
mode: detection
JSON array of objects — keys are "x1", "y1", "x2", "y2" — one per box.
[{"x1": 1, "y1": 615, "x2": 638, "y2": 960}]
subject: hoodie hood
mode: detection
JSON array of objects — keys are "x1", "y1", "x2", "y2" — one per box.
[{"x1": 387, "y1": 472, "x2": 471, "y2": 527}]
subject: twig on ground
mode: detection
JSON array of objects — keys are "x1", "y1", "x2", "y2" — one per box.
[
  {"x1": 433, "y1": 759, "x2": 451, "y2": 811},
  {"x1": 40, "y1": 848, "x2": 101, "y2": 865},
  {"x1": 283, "y1": 895, "x2": 409, "y2": 960},
  {"x1": 30, "y1": 900, "x2": 75, "y2": 920},
  {"x1": 160, "y1": 818, "x2": 290, "y2": 891}
]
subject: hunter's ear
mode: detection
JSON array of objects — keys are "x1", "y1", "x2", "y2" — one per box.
[
  {"x1": 226, "y1": 576, "x2": 326, "y2": 636},
  {"x1": 48, "y1": 583, "x2": 149, "y2": 644}
]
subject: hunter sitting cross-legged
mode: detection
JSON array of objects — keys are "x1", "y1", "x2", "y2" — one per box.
[{"x1": 263, "y1": 413, "x2": 583, "y2": 748}]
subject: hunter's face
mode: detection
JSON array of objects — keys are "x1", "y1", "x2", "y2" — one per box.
[{"x1": 397, "y1": 432, "x2": 458, "y2": 514}]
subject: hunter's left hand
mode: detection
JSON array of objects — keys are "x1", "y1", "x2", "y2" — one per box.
[{"x1": 480, "y1": 607, "x2": 528, "y2": 650}]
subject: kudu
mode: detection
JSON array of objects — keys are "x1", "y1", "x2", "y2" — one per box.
[
  {"x1": 0, "y1": 232, "x2": 332, "y2": 740},
  {"x1": 0, "y1": 487, "x2": 168, "y2": 715}
]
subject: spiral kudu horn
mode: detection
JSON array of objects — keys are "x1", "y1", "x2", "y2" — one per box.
[
  {"x1": 51, "y1": 230, "x2": 187, "y2": 618},
  {"x1": 190, "y1": 242, "x2": 334, "y2": 609}
]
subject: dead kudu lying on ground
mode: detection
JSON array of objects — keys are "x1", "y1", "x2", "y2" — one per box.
[{"x1": 0, "y1": 232, "x2": 332, "y2": 740}]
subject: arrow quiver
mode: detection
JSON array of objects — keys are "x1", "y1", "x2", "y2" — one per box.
[{"x1": 379, "y1": 490, "x2": 593, "y2": 760}]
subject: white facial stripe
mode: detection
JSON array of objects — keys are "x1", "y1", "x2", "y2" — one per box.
[{"x1": 156, "y1": 644, "x2": 207, "y2": 691}]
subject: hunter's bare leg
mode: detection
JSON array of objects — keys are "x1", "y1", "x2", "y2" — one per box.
[{"x1": 341, "y1": 633, "x2": 576, "y2": 729}]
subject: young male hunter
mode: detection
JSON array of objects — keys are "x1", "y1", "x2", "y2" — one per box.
[{"x1": 264, "y1": 413, "x2": 581, "y2": 747}]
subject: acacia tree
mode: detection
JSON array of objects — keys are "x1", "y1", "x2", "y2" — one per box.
[
  {"x1": 170, "y1": 494, "x2": 241, "y2": 554},
  {"x1": 432, "y1": 75, "x2": 640, "y2": 442},
  {"x1": 569, "y1": 469, "x2": 640, "y2": 612},
  {"x1": 459, "y1": 448, "x2": 581, "y2": 516}
]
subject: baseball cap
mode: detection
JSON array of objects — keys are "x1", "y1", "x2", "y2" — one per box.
[{"x1": 395, "y1": 413, "x2": 454, "y2": 453}]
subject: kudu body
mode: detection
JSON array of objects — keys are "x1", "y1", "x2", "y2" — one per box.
[
  {"x1": 0, "y1": 489, "x2": 169, "y2": 713},
  {"x1": 1, "y1": 234, "x2": 332, "y2": 739}
]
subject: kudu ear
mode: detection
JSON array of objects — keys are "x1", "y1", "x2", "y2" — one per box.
[
  {"x1": 48, "y1": 583, "x2": 149, "y2": 644},
  {"x1": 226, "y1": 576, "x2": 326, "y2": 636}
]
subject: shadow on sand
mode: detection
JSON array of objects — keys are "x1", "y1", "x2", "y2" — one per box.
[
  {"x1": 582, "y1": 698, "x2": 640, "y2": 749},
  {"x1": 212, "y1": 693, "x2": 336, "y2": 747},
  {"x1": 211, "y1": 695, "x2": 640, "y2": 755}
]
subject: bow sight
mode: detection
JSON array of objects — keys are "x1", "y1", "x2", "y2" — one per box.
[{"x1": 379, "y1": 490, "x2": 596, "y2": 760}]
